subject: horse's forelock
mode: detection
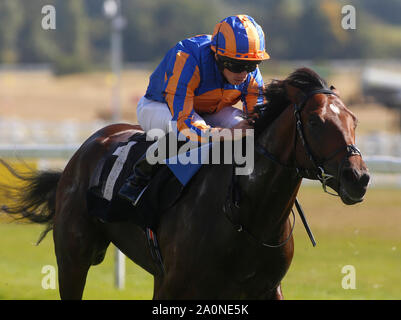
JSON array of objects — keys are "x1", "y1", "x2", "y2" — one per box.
[
  {"x1": 254, "y1": 67, "x2": 328, "y2": 135},
  {"x1": 286, "y1": 67, "x2": 328, "y2": 92}
]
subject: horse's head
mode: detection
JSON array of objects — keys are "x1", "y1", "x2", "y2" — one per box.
[{"x1": 255, "y1": 68, "x2": 370, "y2": 205}]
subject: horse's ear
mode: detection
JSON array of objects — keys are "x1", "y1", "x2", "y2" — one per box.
[
  {"x1": 284, "y1": 82, "x2": 304, "y2": 105},
  {"x1": 330, "y1": 85, "x2": 340, "y2": 96}
]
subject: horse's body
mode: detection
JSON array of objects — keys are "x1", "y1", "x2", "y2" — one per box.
[
  {"x1": 54, "y1": 121, "x2": 294, "y2": 299},
  {"x1": 2, "y1": 68, "x2": 369, "y2": 299}
]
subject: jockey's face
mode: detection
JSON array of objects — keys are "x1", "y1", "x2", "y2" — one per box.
[
  {"x1": 215, "y1": 54, "x2": 259, "y2": 85},
  {"x1": 222, "y1": 68, "x2": 248, "y2": 86}
]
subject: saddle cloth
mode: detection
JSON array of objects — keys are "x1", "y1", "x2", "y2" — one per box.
[
  {"x1": 86, "y1": 132, "x2": 190, "y2": 229},
  {"x1": 88, "y1": 133, "x2": 149, "y2": 201}
]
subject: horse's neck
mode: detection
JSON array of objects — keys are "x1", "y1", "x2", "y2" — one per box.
[{"x1": 240, "y1": 105, "x2": 302, "y2": 237}]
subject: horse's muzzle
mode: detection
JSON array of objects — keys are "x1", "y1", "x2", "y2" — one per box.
[{"x1": 338, "y1": 158, "x2": 370, "y2": 205}]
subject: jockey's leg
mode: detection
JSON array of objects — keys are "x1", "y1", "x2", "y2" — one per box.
[
  {"x1": 118, "y1": 154, "x2": 154, "y2": 206},
  {"x1": 136, "y1": 96, "x2": 173, "y2": 133},
  {"x1": 119, "y1": 97, "x2": 209, "y2": 206},
  {"x1": 119, "y1": 96, "x2": 171, "y2": 205}
]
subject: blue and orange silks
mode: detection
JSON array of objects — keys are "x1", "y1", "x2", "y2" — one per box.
[{"x1": 145, "y1": 34, "x2": 266, "y2": 142}]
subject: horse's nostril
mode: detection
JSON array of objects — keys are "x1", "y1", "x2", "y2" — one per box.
[
  {"x1": 360, "y1": 172, "x2": 370, "y2": 187},
  {"x1": 342, "y1": 167, "x2": 370, "y2": 186},
  {"x1": 340, "y1": 168, "x2": 369, "y2": 201}
]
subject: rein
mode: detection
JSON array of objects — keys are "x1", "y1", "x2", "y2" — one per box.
[{"x1": 224, "y1": 164, "x2": 297, "y2": 249}]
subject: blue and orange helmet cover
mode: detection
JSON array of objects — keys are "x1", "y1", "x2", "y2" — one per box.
[{"x1": 211, "y1": 15, "x2": 270, "y2": 61}]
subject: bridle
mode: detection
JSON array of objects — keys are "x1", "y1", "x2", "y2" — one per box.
[
  {"x1": 225, "y1": 87, "x2": 363, "y2": 248},
  {"x1": 255, "y1": 88, "x2": 362, "y2": 196}
]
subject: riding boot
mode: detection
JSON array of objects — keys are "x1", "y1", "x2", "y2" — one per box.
[{"x1": 118, "y1": 157, "x2": 153, "y2": 206}]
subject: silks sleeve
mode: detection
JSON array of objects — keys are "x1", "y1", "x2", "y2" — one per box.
[
  {"x1": 164, "y1": 51, "x2": 210, "y2": 142},
  {"x1": 241, "y1": 67, "x2": 266, "y2": 116}
]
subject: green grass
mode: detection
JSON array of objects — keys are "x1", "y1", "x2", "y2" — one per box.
[
  {"x1": 0, "y1": 222, "x2": 153, "y2": 300},
  {"x1": 283, "y1": 231, "x2": 401, "y2": 299},
  {"x1": 0, "y1": 186, "x2": 400, "y2": 300}
]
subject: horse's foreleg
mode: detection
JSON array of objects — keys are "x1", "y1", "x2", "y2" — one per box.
[{"x1": 275, "y1": 284, "x2": 284, "y2": 300}]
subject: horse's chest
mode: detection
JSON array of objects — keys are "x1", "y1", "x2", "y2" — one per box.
[
  {"x1": 234, "y1": 264, "x2": 281, "y2": 291},
  {"x1": 221, "y1": 247, "x2": 289, "y2": 296}
]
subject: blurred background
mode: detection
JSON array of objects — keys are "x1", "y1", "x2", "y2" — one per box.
[{"x1": 0, "y1": 0, "x2": 400, "y2": 299}]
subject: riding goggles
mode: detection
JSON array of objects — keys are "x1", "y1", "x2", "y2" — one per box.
[{"x1": 217, "y1": 55, "x2": 260, "y2": 73}]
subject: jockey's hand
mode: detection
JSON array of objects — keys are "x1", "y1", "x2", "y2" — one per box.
[
  {"x1": 230, "y1": 119, "x2": 254, "y2": 139},
  {"x1": 246, "y1": 111, "x2": 260, "y2": 121},
  {"x1": 208, "y1": 119, "x2": 254, "y2": 141}
]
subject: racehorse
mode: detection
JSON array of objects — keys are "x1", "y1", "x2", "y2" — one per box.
[{"x1": 0, "y1": 68, "x2": 370, "y2": 299}]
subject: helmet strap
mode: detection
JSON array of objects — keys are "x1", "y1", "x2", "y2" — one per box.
[{"x1": 215, "y1": 55, "x2": 225, "y2": 73}]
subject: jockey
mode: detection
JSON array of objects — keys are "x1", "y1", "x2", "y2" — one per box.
[{"x1": 119, "y1": 14, "x2": 270, "y2": 205}]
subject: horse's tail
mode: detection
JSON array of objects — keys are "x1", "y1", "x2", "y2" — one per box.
[{"x1": 0, "y1": 159, "x2": 62, "y2": 245}]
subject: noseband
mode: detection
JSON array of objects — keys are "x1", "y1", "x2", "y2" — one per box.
[{"x1": 255, "y1": 88, "x2": 362, "y2": 196}]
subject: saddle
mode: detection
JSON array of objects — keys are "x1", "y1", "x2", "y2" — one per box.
[{"x1": 86, "y1": 132, "x2": 184, "y2": 230}]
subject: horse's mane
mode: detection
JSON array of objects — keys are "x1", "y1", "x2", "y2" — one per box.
[{"x1": 254, "y1": 67, "x2": 328, "y2": 135}]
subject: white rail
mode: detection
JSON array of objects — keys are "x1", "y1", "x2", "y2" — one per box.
[
  {"x1": 0, "y1": 144, "x2": 80, "y2": 159},
  {"x1": 0, "y1": 145, "x2": 401, "y2": 172},
  {"x1": 363, "y1": 155, "x2": 401, "y2": 173}
]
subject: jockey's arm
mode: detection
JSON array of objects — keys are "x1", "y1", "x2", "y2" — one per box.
[
  {"x1": 242, "y1": 68, "x2": 266, "y2": 119},
  {"x1": 163, "y1": 51, "x2": 210, "y2": 142}
]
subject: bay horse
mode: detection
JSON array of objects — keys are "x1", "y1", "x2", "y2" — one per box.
[{"x1": 1, "y1": 68, "x2": 370, "y2": 299}]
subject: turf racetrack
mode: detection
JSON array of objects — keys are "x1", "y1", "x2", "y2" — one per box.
[{"x1": 0, "y1": 186, "x2": 400, "y2": 300}]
